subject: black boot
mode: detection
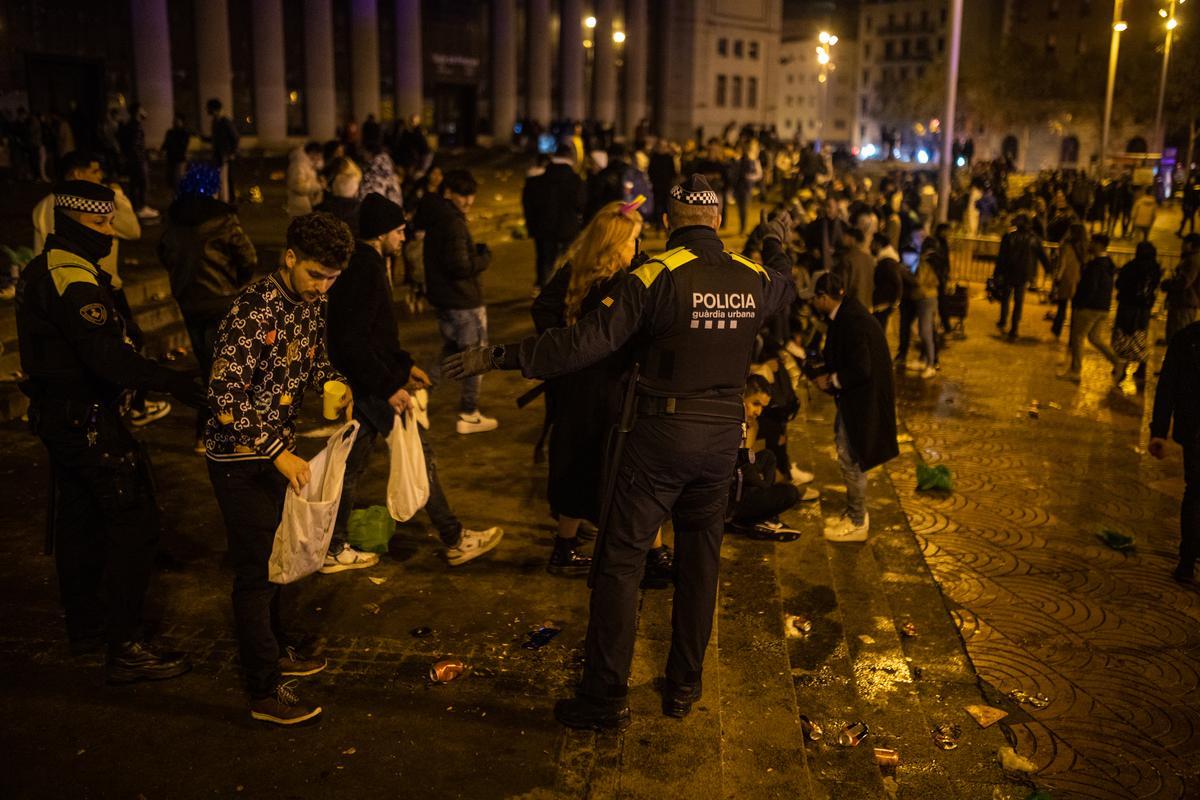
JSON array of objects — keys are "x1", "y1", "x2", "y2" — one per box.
[
  {"x1": 106, "y1": 641, "x2": 192, "y2": 684},
  {"x1": 1173, "y1": 561, "x2": 1195, "y2": 585},
  {"x1": 548, "y1": 537, "x2": 592, "y2": 577},
  {"x1": 554, "y1": 695, "x2": 631, "y2": 731},
  {"x1": 641, "y1": 545, "x2": 674, "y2": 589},
  {"x1": 661, "y1": 677, "x2": 703, "y2": 718}
]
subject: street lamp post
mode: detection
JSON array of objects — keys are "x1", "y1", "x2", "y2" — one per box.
[
  {"x1": 936, "y1": 0, "x2": 963, "y2": 223},
  {"x1": 816, "y1": 31, "x2": 837, "y2": 152},
  {"x1": 1153, "y1": 0, "x2": 1181, "y2": 155},
  {"x1": 1100, "y1": 0, "x2": 1127, "y2": 175}
]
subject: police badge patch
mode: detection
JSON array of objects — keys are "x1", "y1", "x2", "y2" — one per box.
[{"x1": 79, "y1": 303, "x2": 107, "y2": 325}]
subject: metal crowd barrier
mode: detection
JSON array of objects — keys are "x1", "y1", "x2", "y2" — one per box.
[{"x1": 946, "y1": 233, "x2": 1182, "y2": 285}]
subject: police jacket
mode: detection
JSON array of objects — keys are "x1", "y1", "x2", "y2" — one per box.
[
  {"x1": 515, "y1": 225, "x2": 795, "y2": 402},
  {"x1": 1150, "y1": 320, "x2": 1200, "y2": 447},
  {"x1": 17, "y1": 232, "x2": 183, "y2": 407}
]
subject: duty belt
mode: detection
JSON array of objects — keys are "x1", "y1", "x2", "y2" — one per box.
[{"x1": 635, "y1": 395, "x2": 744, "y2": 422}]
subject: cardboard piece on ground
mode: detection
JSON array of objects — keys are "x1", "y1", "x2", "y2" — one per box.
[{"x1": 965, "y1": 704, "x2": 1008, "y2": 728}]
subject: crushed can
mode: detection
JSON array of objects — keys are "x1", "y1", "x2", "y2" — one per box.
[
  {"x1": 800, "y1": 715, "x2": 823, "y2": 742},
  {"x1": 873, "y1": 747, "x2": 899, "y2": 768},
  {"x1": 429, "y1": 658, "x2": 466, "y2": 683},
  {"x1": 836, "y1": 721, "x2": 870, "y2": 747}
]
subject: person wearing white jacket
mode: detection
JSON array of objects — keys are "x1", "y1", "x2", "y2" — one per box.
[{"x1": 285, "y1": 143, "x2": 324, "y2": 217}]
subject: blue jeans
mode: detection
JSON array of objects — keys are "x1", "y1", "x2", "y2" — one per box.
[
  {"x1": 435, "y1": 307, "x2": 488, "y2": 413},
  {"x1": 835, "y1": 412, "x2": 867, "y2": 525},
  {"x1": 331, "y1": 393, "x2": 462, "y2": 551}
]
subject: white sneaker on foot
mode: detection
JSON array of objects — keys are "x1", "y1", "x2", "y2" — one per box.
[
  {"x1": 456, "y1": 412, "x2": 499, "y2": 434},
  {"x1": 128, "y1": 399, "x2": 172, "y2": 426},
  {"x1": 319, "y1": 546, "x2": 380, "y2": 574},
  {"x1": 921, "y1": 365, "x2": 937, "y2": 379},
  {"x1": 823, "y1": 512, "x2": 869, "y2": 542},
  {"x1": 799, "y1": 486, "x2": 820, "y2": 502},
  {"x1": 446, "y1": 527, "x2": 504, "y2": 566},
  {"x1": 790, "y1": 466, "x2": 815, "y2": 486},
  {"x1": 136, "y1": 206, "x2": 160, "y2": 220}
]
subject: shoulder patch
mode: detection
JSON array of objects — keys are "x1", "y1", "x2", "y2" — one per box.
[
  {"x1": 79, "y1": 302, "x2": 107, "y2": 326},
  {"x1": 47, "y1": 250, "x2": 101, "y2": 296},
  {"x1": 631, "y1": 247, "x2": 699, "y2": 288},
  {"x1": 728, "y1": 251, "x2": 769, "y2": 278},
  {"x1": 659, "y1": 247, "x2": 700, "y2": 270}
]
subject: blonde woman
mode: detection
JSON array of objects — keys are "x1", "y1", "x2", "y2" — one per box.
[{"x1": 531, "y1": 200, "x2": 674, "y2": 580}]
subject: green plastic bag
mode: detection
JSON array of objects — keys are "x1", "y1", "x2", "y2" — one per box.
[
  {"x1": 1096, "y1": 529, "x2": 1135, "y2": 552},
  {"x1": 916, "y1": 463, "x2": 953, "y2": 492},
  {"x1": 348, "y1": 505, "x2": 395, "y2": 554}
]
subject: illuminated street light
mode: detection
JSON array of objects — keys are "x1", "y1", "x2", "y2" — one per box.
[
  {"x1": 1154, "y1": 0, "x2": 1180, "y2": 153},
  {"x1": 585, "y1": 15, "x2": 596, "y2": 28},
  {"x1": 818, "y1": 30, "x2": 830, "y2": 43},
  {"x1": 613, "y1": 30, "x2": 626, "y2": 43},
  {"x1": 816, "y1": 32, "x2": 837, "y2": 151},
  {"x1": 1167, "y1": 16, "x2": 1179, "y2": 28},
  {"x1": 1101, "y1": 1, "x2": 1127, "y2": 173},
  {"x1": 1113, "y1": 20, "x2": 1128, "y2": 31}
]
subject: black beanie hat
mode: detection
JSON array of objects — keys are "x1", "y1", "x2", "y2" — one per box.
[{"x1": 358, "y1": 192, "x2": 406, "y2": 239}]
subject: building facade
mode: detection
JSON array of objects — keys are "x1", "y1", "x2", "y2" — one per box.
[{"x1": 776, "y1": 31, "x2": 857, "y2": 148}]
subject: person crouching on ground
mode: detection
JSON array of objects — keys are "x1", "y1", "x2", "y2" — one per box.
[
  {"x1": 803, "y1": 271, "x2": 899, "y2": 541},
  {"x1": 324, "y1": 192, "x2": 504, "y2": 572},
  {"x1": 727, "y1": 374, "x2": 804, "y2": 538},
  {"x1": 205, "y1": 212, "x2": 355, "y2": 726}
]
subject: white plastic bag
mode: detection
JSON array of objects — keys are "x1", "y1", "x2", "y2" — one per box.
[
  {"x1": 386, "y1": 410, "x2": 430, "y2": 522},
  {"x1": 269, "y1": 421, "x2": 359, "y2": 584}
]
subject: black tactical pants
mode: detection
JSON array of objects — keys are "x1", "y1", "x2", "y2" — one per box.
[
  {"x1": 36, "y1": 402, "x2": 160, "y2": 645},
  {"x1": 580, "y1": 416, "x2": 741, "y2": 701},
  {"x1": 1182, "y1": 441, "x2": 1200, "y2": 568}
]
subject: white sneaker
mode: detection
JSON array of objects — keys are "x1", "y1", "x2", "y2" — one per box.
[
  {"x1": 921, "y1": 365, "x2": 937, "y2": 379},
  {"x1": 456, "y1": 412, "x2": 499, "y2": 434},
  {"x1": 446, "y1": 526, "x2": 504, "y2": 566},
  {"x1": 790, "y1": 466, "x2": 815, "y2": 486},
  {"x1": 823, "y1": 512, "x2": 870, "y2": 542},
  {"x1": 319, "y1": 546, "x2": 380, "y2": 574},
  {"x1": 136, "y1": 206, "x2": 160, "y2": 220},
  {"x1": 799, "y1": 486, "x2": 820, "y2": 502},
  {"x1": 128, "y1": 399, "x2": 172, "y2": 426}
]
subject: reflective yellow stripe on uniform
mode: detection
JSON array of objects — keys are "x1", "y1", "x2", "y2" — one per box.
[
  {"x1": 727, "y1": 251, "x2": 770, "y2": 280},
  {"x1": 631, "y1": 246, "x2": 699, "y2": 287},
  {"x1": 46, "y1": 250, "x2": 100, "y2": 296}
]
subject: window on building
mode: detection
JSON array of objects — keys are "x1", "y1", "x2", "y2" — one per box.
[
  {"x1": 887, "y1": 12, "x2": 895, "y2": 28},
  {"x1": 941, "y1": 9, "x2": 947, "y2": 23},
  {"x1": 920, "y1": 10, "x2": 929, "y2": 26},
  {"x1": 917, "y1": 37, "x2": 928, "y2": 54},
  {"x1": 862, "y1": 97, "x2": 868, "y2": 114},
  {"x1": 860, "y1": 124, "x2": 866, "y2": 138},
  {"x1": 864, "y1": 42, "x2": 871, "y2": 59},
  {"x1": 1046, "y1": 33, "x2": 1057, "y2": 55},
  {"x1": 749, "y1": 41, "x2": 759, "y2": 59},
  {"x1": 937, "y1": 37, "x2": 945, "y2": 53},
  {"x1": 1081, "y1": 0, "x2": 1092, "y2": 16},
  {"x1": 1048, "y1": 0, "x2": 1059, "y2": 20},
  {"x1": 732, "y1": 75, "x2": 743, "y2": 107},
  {"x1": 748, "y1": 77, "x2": 758, "y2": 108},
  {"x1": 787, "y1": 73, "x2": 794, "y2": 84},
  {"x1": 834, "y1": 119, "x2": 847, "y2": 130},
  {"x1": 902, "y1": 39, "x2": 910, "y2": 57},
  {"x1": 718, "y1": 38, "x2": 728, "y2": 56},
  {"x1": 734, "y1": 39, "x2": 744, "y2": 58},
  {"x1": 904, "y1": 12, "x2": 911, "y2": 27},
  {"x1": 716, "y1": 74, "x2": 727, "y2": 106},
  {"x1": 885, "y1": 40, "x2": 895, "y2": 59},
  {"x1": 862, "y1": 68, "x2": 870, "y2": 84},
  {"x1": 866, "y1": 14, "x2": 872, "y2": 32},
  {"x1": 1076, "y1": 33, "x2": 1086, "y2": 54},
  {"x1": 900, "y1": 66, "x2": 908, "y2": 80}
]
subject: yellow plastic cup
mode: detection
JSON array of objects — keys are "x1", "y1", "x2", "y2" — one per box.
[{"x1": 323, "y1": 380, "x2": 348, "y2": 420}]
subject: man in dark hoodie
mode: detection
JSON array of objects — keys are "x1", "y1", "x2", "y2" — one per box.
[
  {"x1": 324, "y1": 193, "x2": 504, "y2": 571},
  {"x1": 584, "y1": 144, "x2": 631, "y2": 222},
  {"x1": 423, "y1": 169, "x2": 498, "y2": 434},
  {"x1": 522, "y1": 143, "x2": 584, "y2": 289},
  {"x1": 159, "y1": 162, "x2": 258, "y2": 449},
  {"x1": 1061, "y1": 233, "x2": 1121, "y2": 381}
]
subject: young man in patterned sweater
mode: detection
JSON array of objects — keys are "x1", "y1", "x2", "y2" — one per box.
[{"x1": 205, "y1": 212, "x2": 355, "y2": 726}]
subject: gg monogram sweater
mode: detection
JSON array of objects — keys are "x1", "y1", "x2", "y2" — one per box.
[{"x1": 204, "y1": 271, "x2": 344, "y2": 461}]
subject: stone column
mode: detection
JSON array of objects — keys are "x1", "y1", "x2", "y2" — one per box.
[
  {"x1": 492, "y1": 0, "x2": 517, "y2": 141},
  {"x1": 623, "y1": 0, "x2": 647, "y2": 137},
  {"x1": 592, "y1": 0, "x2": 616, "y2": 125},
  {"x1": 252, "y1": 0, "x2": 287, "y2": 143},
  {"x1": 394, "y1": 0, "x2": 423, "y2": 120},
  {"x1": 193, "y1": 0, "x2": 233, "y2": 135},
  {"x1": 527, "y1": 0, "x2": 552, "y2": 126},
  {"x1": 130, "y1": 0, "x2": 174, "y2": 145},
  {"x1": 305, "y1": 0, "x2": 337, "y2": 140},
  {"x1": 560, "y1": 0, "x2": 584, "y2": 120},
  {"x1": 350, "y1": 0, "x2": 381, "y2": 123}
]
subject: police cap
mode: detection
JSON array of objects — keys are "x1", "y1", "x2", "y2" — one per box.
[
  {"x1": 54, "y1": 180, "x2": 115, "y2": 215},
  {"x1": 669, "y1": 174, "x2": 720, "y2": 207}
]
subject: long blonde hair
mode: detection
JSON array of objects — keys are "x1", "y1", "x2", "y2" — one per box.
[{"x1": 556, "y1": 201, "x2": 642, "y2": 324}]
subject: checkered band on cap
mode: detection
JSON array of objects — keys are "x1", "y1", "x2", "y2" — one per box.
[
  {"x1": 669, "y1": 183, "x2": 720, "y2": 206},
  {"x1": 55, "y1": 193, "x2": 115, "y2": 215}
]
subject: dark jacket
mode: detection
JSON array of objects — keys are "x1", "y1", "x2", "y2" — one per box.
[
  {"x1": 522, "y1": 161, "x2": 584, "y2": 242},
  {"x1": 422, "y1": 193, "x2": 489, "y2": 310},
  {"x1": 996, "y1": 227, "x2": 1050, "y2": 285},
  {"x1": 327, "y1": 241, "x2": 414, "y2": 400},
  {"x1": 211, "y1": 115, "x2": 239, "y2": 164},
  {"x1": 1150, "y1": 321, "x2": 1200, "y2": 446},
  {"x1": 872, "y1": 255, "x2": 903, "y2": 308},
  {"x1": 585, "y1": 159, "x2": 629, "y2": 221},
  {"x1": 314, "y1": 195, "x2": 360, "y2": 236},
  {"x1": 159, "y1": 195, "x2": 257, "y2": 318},
  {"x1": 1115, "y1": 255, "x2": 1161, "y2": 333},
  {"x1": 822, "y1": 296, "x2": 899, "y2": 470},
  {"x1": 1072, "y1": 255, "x2": 1115, "y2": 311},
  {"x1": 1165, "y1": 252, "x2": 1200, "y2": 310}
]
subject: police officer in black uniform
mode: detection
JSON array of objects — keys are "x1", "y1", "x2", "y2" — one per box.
[
  {"x1": 17, "y1": 180, "x2": 204, "y2": 682},
  {"x1": 445, "y1": 175, "x2": 797, "y2": 729}
]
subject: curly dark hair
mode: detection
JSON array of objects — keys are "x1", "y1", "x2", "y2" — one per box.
[{"x1": 286, "y1": 212, "x2": 355, "y2": 270}]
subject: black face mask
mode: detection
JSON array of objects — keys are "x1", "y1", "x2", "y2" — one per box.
[{"x1": 51, "y1": 209, "x2": 113, "y2": 264}]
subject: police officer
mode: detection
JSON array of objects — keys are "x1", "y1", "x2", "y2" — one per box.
[
  {"x1": 445, "y1": 175, "x2": 797, "y2": 729},
  {"x1": 16, "y1": 180, "x2": 205, "y2": 682}
]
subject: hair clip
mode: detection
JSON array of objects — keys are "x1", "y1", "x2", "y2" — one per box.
[{"x1": 620, "y1": 195, "x2": 647, "y2": 216}]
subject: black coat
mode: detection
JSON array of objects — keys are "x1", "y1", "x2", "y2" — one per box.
[
  {"x1": 159, "y1": 195, "x2": 257, "y2": 319},
  {"x1": 1151, "y1": 321, "x2": 1200, "y2": 446},
  {"x1": 522, "y1": 162, "x2": 584, "y2": 243},
  {"x1": 822, "y1": 296, "x2": 899, "y2": 470},
  {"x1": 1114, "y1": 255, "x2": 1161, "y2": 333},
  {"x1": 1072, "y1": 256, "x2": 1115, "y2": 311},
  {"x1": 996, "y1": 228, "x2": 1050, "y2": 285},
  {"x1": 421, "y1": 193, "x2": 490, "y2": 310}
]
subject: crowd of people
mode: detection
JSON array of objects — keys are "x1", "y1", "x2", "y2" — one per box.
[{"x1": 8, "y1": 98, "x2": 1200, "y2": 734}]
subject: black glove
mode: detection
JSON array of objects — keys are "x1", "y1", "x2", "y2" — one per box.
[
  {"x1": 762, "y1": 210, "x2": 794, "y2": 244},
  {"x1": 443, "y1": 345, "x2": 505, "y2": 380},
  {"x1": 166, "y1": 371, "x2": 208, "y2": 410}
]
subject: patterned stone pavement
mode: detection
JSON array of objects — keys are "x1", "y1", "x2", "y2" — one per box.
[{"x1": 883, "y1": 290, "x2": 1200, "y2": 799}]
